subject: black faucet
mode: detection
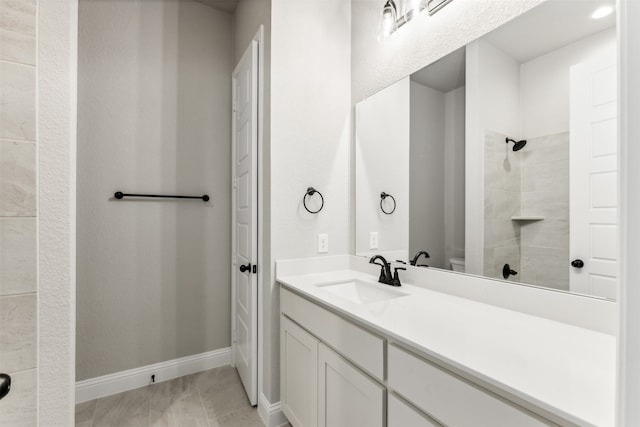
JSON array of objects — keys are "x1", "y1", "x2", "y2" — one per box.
[
  {"x1": 390, "y1": 266, "x2": 406, "y2": 286},
  {"x1": 369, "y1": 255, "x2": 405, "y2": 287},
  {"x1": 370, "y1": 255, "x2": 392, "y2": 283},
  {"x1": 410, "y1": 250, "x2": 430, "y2": 267}
]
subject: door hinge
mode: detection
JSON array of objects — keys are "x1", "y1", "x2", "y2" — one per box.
[
  {"x1": 232, "y1": 255, "x2": 236, "y2": 266},
  {"x1": 232, "y1": 177, "x2": 237, "y2": 189}
]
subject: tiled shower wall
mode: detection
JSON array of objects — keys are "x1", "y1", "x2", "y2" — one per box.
[
  {"x1": 483, "y1": 129, "x2": 522, "y2": 281},
  {"x1": 483, "y1": 130, "x2": 570, "y2": 290},
  {"x1": 520, "y1": 132, "x2": 570, "y2": 290},
  {"x1": 0, "y1": 0, "x2": 38, "y2": 425}
]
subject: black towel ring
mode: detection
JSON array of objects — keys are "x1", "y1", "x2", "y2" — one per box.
[
  {"x1": 304, "y1": 187, "x2": 324, "y2": 214},
  {"x1": 380, "y1": 192, "x2": 396, "y2": 215}
]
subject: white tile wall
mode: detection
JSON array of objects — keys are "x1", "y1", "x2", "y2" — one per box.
[
  {"x1": 0, "y1": 294, "x2": 36, "y2": 373},
  {"x1": 0, "y1": 0, "x2": 37, "y2": 66},
  {"x1": 0, "y1": 368, "x2": 37, "y2": 426},
  {"x1": 0, "y1": 141, "x2": 36, "y2": 216},
  {"x1": 0, "y1": 218, "x2": 36, "y2": 296},
  {"x1": 483, "y1": 130, "x2": 571, "y2": 288},
  {"x1": 0, "y1": 62, "x2": 36, "y2": 142},
  {"x1": 483, "y1": 129, "x2": 522, "y2": 281},
  {"x1": 0, "y1": 0, "x2": 37, "y2": 424},
  {"x1": 520, "y1": 132, "x2": 570, "y2": 290}
]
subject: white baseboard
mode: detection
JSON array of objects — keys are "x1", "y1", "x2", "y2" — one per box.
[
  {"x1": 258, "y1": 392, "x2": 289, "y2": 427},
  {"x1": 76, "y1": 347, "x2": 231, "y2": 403}
]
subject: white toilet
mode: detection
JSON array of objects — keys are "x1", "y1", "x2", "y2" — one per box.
[{"x1": 449, "y1": 257, "x2": 465, "y2": 272}]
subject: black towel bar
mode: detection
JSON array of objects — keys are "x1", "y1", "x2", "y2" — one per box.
[{"x1": 114, "y1": 192, "x2": 209, "y2": 202}]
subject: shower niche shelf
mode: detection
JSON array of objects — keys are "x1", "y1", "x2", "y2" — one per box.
[{"x1": 510, "y1": 215, "x2": 545, "y2": 221}]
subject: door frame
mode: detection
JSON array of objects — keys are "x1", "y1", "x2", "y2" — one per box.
[
  {"x1": 617, "y1": 1, "x2": 640, "y2": 424},
  {"x1": 39, "y1": 0, "x2": 78, "y2": 423},
  {"x1": 231, "y1": 26, "x2": 264, "y2": 406}
]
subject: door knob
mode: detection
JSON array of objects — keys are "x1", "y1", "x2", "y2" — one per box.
[
  {"x1": 239, "y1": 263, "x2": 251, "y2": 273},
  {"x1": 0, "y1": 373, "x2": 11, "y2": 401},
  {"x1": 571, "y1": 259, "x2": 584, "y2": 268}
]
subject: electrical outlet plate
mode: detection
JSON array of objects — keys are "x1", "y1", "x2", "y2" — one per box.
[
  {"x1": 318, "y1": 234, "x2": 329, "y2": 253},
  {"x1": 370, "y1": 232, "x2": 379, "y2": 250}
]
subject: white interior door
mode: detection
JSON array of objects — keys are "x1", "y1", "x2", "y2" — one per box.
[
  {"x1": 232, "y1": 40, "x2": 258, "y2": 405},
  {"x1": 569, "y1": 53, "x2": 617, "y2": 299}
]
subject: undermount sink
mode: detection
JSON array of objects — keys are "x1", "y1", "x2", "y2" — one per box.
[{"x1": 316, "y1": 279, "x2": 409, "y2": 304}]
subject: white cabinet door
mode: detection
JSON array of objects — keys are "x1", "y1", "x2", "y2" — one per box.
[
  {"x1": 281, "y1": 316, "x2": 318, "y2": 427},
  {"x1": 318, "y1": 343, "x2": 384, "y2": 427}
]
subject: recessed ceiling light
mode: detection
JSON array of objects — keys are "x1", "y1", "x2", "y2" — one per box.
[{"x1": 591, "y1": 5, "x2": 614, "y2": 20}]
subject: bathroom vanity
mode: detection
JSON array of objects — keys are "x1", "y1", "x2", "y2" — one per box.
[{"x1": 277, "y1": 256, "x2": 615, "y2": 427}]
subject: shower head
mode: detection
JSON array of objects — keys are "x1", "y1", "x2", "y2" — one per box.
[{"x1": 506, "y1": 137, "x2": 527, "y2": 152}]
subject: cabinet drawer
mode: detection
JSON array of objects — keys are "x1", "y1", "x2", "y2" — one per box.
[
  {"x1": 388, "y1": 345, "x2": 555, "y2": 426},
  {"x1": 281, "y1": 287, "x2": 385, "y2": 380},
  {"x1": 388, "y1": 394, "x2": 441, "y2": 427}
]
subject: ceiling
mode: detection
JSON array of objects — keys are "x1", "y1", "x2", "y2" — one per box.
[
  {"x1": 483, "y1": 0, "x2": 616, "y2": 63},
  {"x1": 193, "y1": 0, "x2": 239, "y2": 14},
  {"x1": 411, "y1": 0, "x2": 616, "y2": 92}
]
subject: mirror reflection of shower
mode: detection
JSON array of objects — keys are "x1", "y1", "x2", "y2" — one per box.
[{"x1": 506, "y1": 137, "x2": 527, "y2": 152}]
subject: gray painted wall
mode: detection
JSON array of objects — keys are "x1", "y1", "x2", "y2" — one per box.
[
  {"x1": 77, "y1": 0, "x2": 233, "y2": 380},
  {"x1": 408, "y1": 82, "x2": 465, "y2": 270},
  {"x1": 410, "y1": 81, "x2": 446, "y2": 268},
  {"x1": 444, "y1": 87, "x2": 466, "y2": 265}
]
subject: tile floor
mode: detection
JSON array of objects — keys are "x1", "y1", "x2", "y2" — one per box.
[{"x1": 75, "y1": 366, "x2": 265, "y2": 427}]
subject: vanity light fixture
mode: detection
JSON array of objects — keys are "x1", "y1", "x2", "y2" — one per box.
[
  {"x1": 591, "y1": 5, "x2": 614, "y2": 19},
  {"x1": 427, "y1": 0, "x2": 454, "y2": 15},
  {"x1": 405, "y1": 0, "x2": 426, "y2": 21},
  {"x1": 379, "y1": 0, "x2": 453, "y2": 40},
  {"x1": 378, "y1": 0, "x2": 399, "y2": 40}
]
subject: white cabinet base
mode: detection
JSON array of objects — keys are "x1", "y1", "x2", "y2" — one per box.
[{"x1": 281, "y1": 285, "x2": 562, "y2": 427}]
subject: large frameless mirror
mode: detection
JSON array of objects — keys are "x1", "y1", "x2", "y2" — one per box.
[{"x1": 355, "y1": 0, "x2": 617, "y2": 300}]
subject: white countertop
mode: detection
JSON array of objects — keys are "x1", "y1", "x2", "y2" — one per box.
[{"x1": 277, "y1": 268, "x2": 616, "y2": 427}]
